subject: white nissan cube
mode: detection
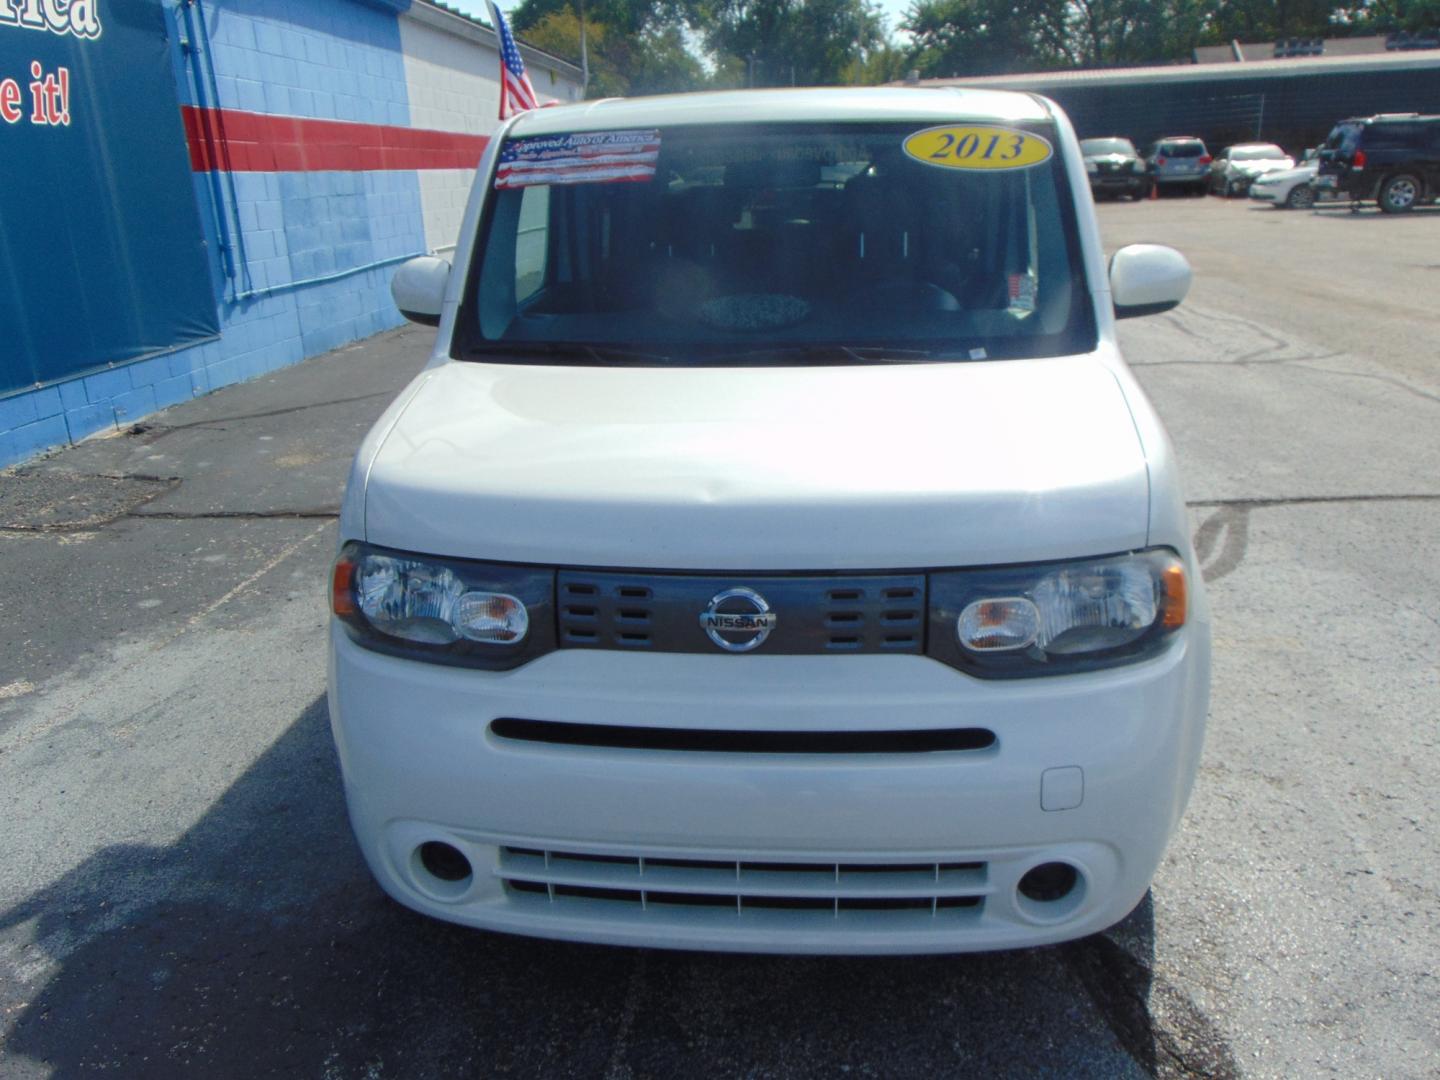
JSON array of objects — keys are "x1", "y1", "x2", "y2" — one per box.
[{"x1": 328, "y1": 88, "x2": 1209, "y2": 954}]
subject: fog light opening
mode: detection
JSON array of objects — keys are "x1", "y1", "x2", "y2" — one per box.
[
  {"x1": 419, "y1": 841, "x2": 472, "y2": 882},
  {"x1": 410, "y1": 840, "x2": 474, "y2": 902},
  {"x1": 1018, "y1": 861, "x2": 1078, "y2": 903}
]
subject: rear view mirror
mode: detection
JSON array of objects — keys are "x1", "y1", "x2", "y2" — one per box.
[
  {"x1": 391, "y1": 256, "x2": 451, "y2": 326},
  {"x1": 1109, "y1": 244, "x2": 1192, "y2": 320}
]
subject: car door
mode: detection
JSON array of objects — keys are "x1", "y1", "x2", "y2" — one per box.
[
  {"x1": 1211, "y1": 148, "x2": 1230, "y2": 187},
  {"x1": 1425, "y1": 124, "x2": 1440, "y2": 193}
]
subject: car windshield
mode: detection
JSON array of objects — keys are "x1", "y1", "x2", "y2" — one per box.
[
  {"x1": 1160, "y1": 142, "x2": 1204, "y2": 157},
  {"x1": 1081, "y1": 138, "x2": 1134, "y2": 155},
  {"x1": 1324, "y1": 123, "x2": 1363, "y2": 153},
  {"x1": 1232, "y1": 145, "x2": 1287, "y2": 160},
  {"x1": 459, "y1": 121, "x2": 1094, "y2": 365}
]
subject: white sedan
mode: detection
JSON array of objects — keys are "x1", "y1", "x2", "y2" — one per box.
[
  {"x1": 1248, "y1": 150, "x2": 1334, "y2": 209},
  {"x1": 1210, "y1": 143, "x2": 1294, "y2": 196}
]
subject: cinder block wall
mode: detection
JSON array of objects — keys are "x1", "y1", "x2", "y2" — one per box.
[{"x1": 0, "y1": 0, "x2": 580, "y2": 468}]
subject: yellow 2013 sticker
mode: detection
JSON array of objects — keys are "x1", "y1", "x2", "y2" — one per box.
[{"x1": 903, "y1": 125, "x2": 1053, "y2": 171}]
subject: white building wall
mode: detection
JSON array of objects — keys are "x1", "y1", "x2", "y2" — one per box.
[{"x1": 400, "y1": 9, "x2": 584, "y2": 252}]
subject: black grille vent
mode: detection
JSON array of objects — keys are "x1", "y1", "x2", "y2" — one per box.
[
  {"x1": 561, "y1": 579, "x2": 654, "y2": 647},
  {"x1": 821, "y1": 583, "x2": 923, "y2": 651},
  {"x1": 556, "y1": 572, "x2": 925, "y2": 655}
]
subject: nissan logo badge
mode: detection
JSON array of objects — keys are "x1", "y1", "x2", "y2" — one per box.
[{"x1": 699, "y1": 587, "x2": 777, "y2": 652}]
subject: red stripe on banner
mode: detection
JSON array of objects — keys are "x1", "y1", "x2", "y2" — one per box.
[{"x1": 181, "y1": 106, "x2": 491, "y2": 172}]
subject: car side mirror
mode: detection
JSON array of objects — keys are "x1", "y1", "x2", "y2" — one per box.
[
  {"x1": 1109, "y1": 244, "x2": 1191, "y2": 320},
  {"x1": 391, "y1": 256, "x2": 451, "y2": 326}
]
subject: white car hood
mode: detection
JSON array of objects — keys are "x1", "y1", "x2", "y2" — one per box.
[
  {"x1": 1256, "y1": 162, "x2": 1317, "y2": 183},
  {"x1": 363, "y1": 356, "x2": 1151, "y2": 570},
  {"x1": 1233, "y1": 159, "x2": 1293, "y2": 175}
]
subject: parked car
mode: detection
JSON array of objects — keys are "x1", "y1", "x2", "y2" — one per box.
[
  {"x1": 335, "y1": 87, "x2": 1209, "y2": 956},
  {"x1": 1079, "y1": 136, "x2": 1151, "y2": 199},
  {"x1": 1316, "y1": 113, "x2": 1440, "y2": 213},
  {"x1": 1248, "y1": 148, "x2": 1320, "y2": 208},
  {"x1": 1143, "y1": 137, "x2": 1211, "y2": 195},
  {"x1": 1209, "y1": 143, "x2": 1295, "y2": 196}
]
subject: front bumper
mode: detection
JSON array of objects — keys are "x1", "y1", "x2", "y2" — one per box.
[
  {"x1": 1088, "y1": 173, "x2": 1147, "y2": 193},
  {"x1": 328, "y1": 623, "x2": 1209, "y2": 954}
]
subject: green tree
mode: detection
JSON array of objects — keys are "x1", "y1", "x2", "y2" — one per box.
[
  {"x1": 516, "y1": 7, "x2": 706, "y2": 96},
  {"x1": 705, "y1": 0, "x2": 888, "y2": 87},
  {"x1": 901, "y1": 0, "x2": 1071, "y2": 78},
  {"x1": 1203, "y1": 0, "x2": 1335, "y2": 40},
  {"x1": 1332, "y1": 0, "x2": 1440, "y2": 32}
]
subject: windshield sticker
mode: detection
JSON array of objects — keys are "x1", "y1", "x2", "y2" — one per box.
[
  {"x1": 495, "y1": 130, "x2": 661, "y2": 189},
  {"x1": 903, "y1": 125, "x2": 1052, "y2": 171},
  {"x1": 1007, "y1": 272, "x2": 1037, "y2": 315}
]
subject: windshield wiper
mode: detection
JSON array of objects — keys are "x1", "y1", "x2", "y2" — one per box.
[
  {"x1": 465, "y1": 342, "x2": 673, "y2": 364},
  {"x1": 702, "y1": 345, "x2": 940, "y2": 365}
]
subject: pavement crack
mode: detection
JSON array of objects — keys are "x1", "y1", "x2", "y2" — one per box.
[
  {"x1": 128, "y1": 391, "x2": 394, "y2": 442},
  {"x1": 1285, "y1": 362, "x2": 1440, "y2": 405},
  {"x1": 129, "y1": 508, "x2": 340, "y2": 521},
  {"x1": 1129, "y1": 350, "x2": 1342, "y2": 369},
  {"x1": 1189, "y1": 493, "x2": 1440, "y2": 509},
  {"x1": 0, "y1": 473, "x2": 180, "y2": 532}
]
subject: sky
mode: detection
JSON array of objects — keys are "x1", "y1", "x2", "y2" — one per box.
[{"x1": 441, "y1": 0, "x2": 912, "y2": 44}]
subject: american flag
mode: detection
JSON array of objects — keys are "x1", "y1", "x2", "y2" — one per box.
[
  {"x1": 494, "y1": 130, "x2": 661, "y2": 189},
  {"x1": 488, "y1": 1, "x2": 539, "y2": 119}
]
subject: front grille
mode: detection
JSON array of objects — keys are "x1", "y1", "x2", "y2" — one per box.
[
  {"x1": 557, "y1": 571, "x2": 924, "y2": 654},
  {"x1": 498, "y1": 847, "x2": 989, "y2": 924}
]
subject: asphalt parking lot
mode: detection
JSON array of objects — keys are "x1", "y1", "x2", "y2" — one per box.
[{"x1": 1, "y1": 195, "x2": 1437, "y2": 1079}]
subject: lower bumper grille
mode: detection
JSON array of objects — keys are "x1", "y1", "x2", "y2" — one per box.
[
  {"x1": 498, "y1": 846, "x2": 989, "y2": 924},
  {"x1": 491, "y1": 718, "x2": 996, "y2": 755}
]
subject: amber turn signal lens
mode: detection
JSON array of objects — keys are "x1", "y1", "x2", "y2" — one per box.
[
  {"x1": 332, "y1": 555, "x2": 358, "y2": 618},
  {"x1": 1160, "y1": 559, "x2": 1187, "y2": 630}
]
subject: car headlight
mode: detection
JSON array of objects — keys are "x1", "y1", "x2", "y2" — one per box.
[
  {"x1": 928, "y1": 548, "x2": 1188, "y2": 677},
  {"x1": 332, "y1": 541, "x2": 555, "y2": 668}
]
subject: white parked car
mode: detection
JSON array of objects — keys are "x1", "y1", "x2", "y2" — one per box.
[
  {"x1": 330, "y1": 87, "x2": 1211, "y2": 955},
  {"x1": 1248, "y1": 149, "x2": 1320, "y2": 209},
  {"x1": 1210, "y1": 142, "x2": 1295, "y2": 196}
]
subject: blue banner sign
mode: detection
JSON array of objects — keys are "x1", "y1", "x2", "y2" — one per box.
[{"x1": 0, "y1": 0, "x2": 218, "y2": 397}]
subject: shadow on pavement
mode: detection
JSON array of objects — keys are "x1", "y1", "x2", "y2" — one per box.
[{"x1": 1, "y1": 697, "x2": 1235, "y2": 1079}]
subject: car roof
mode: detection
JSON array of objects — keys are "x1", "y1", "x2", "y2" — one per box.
[
  {"x1": 1343, "y1": 113, "x2": 1440, "y2": 125},
  {"x1": 507, "y1": 87, "x2": 1056, "y2": 137}
]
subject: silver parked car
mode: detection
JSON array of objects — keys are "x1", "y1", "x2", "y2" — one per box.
[{"x1": 1144, "y1": 137, "x2": 1211, "y2": 196}]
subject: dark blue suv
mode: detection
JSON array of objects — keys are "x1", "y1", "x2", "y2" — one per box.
[{"x1": 1316, "y1": 114, "x2": 1440, "y2": 213}]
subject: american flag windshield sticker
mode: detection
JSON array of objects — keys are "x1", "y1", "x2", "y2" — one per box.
[{"x1": 495, "y1": 130, "x2": 661, "y2": 189}]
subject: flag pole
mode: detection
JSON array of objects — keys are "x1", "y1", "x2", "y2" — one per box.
[{"x1": 578, "y1": 0, "x2": 590, "y2": 96}]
